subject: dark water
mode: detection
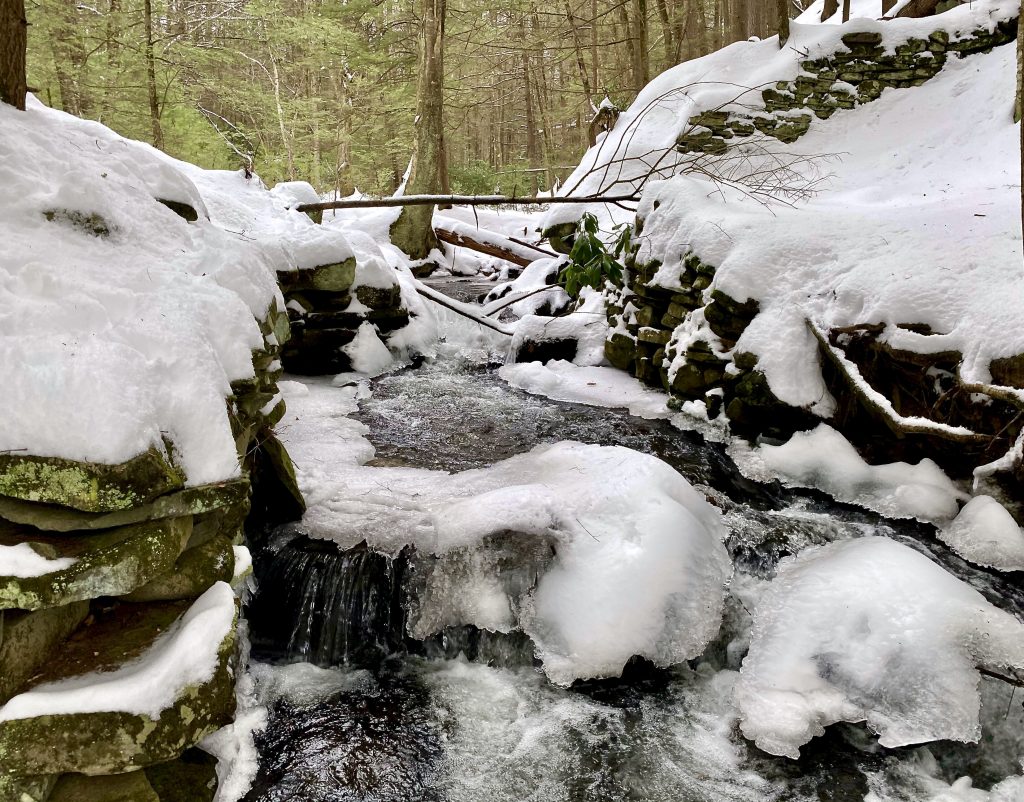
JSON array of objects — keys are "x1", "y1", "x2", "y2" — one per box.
[{"x1": 243, "y1": 280, "x2": 1024, "y2": 802}]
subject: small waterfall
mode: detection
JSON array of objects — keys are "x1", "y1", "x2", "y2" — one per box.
[
  {"x1": 247, "y1": 534, "x2": 411, "y2": 667},
  {"x1": 247, "y1": 528, "x2": 549, "y2": 669}
]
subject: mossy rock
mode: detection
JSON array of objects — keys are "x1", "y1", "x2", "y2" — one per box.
[
  {"x1": 49, "y1": 770, "x2": 159, "y2": 802},
  {"x1": 605, "y1": 333, "x2": 637, "y2": 372},
  {"x1": 0, "y1": 773, "x2": 56, "y2": 802},
  {"x1": 0, "y1": 481, "x2": 248, "y2": 534},
  {"x1": 0, "y1": 516, "x2": 192, "y2": 611},
  {"x1": 1, "y1": 602, "x2": 89, "y2": 703},
  {"x1": 42, "y1": 210, "x2": 112, "y2": 239},
  {"x1": 122, "y1": 535, "x2": 234, "y2": 603},
  {"x1": 355, "y1": 283, "x2": 402, "y2": 311},
  {"x1": 541, "y1": 221, "x2": 576, "y2": 255},
  {"x1": 143, "y1": 749, "x2": 218, "y2": 802},
  {"x1": 0, "y1": 600, "x2": 237, "y2": 776},
  {"x1": 0, "y1": 448, "x2": 185, "y2": 514},
  {"x1": 277, "y1": 258, "x2": 357, "y2": 294}
]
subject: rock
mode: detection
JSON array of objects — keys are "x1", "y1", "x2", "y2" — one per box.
[
  {"x1": 604, "y1": 332, "x2": 637, "y2": 372},
  {"x1": 513, "y1": 337, "x2": 578, "y2": 364},
  {"x1": 0, "y1": 774, "x2": 56, "y2": 802},
  {"x1": 0, "y1": 480, "x2": 248, "y2": 534},
  {"x1": 122, "y1": 535, "x2": 235, "y2": 603},
  {"x1": 1, "y1": 602, "x2": 90, "y2": 702},
  {"x1": 49, "y1": 770, "x2": 159, "y2": 802},
  {"x1": 0, "y1": 448, "x2": 185, "y2": 514},
  {"x1": 990, "y1": 354, "x2": 1024, "y2": 389},
  {"x1": 0, "y1": 516, "x2": 193, "y2": 611},
  {"x1": 355, "y1": 283, "x2": 402, "y2": 311},
  {"x1": 143, "y1": 749, "x2": 218, "y2": 802},
  {"x1": 155, "y1": 199, "x2": 200, "y2": 223},
  {"x1": 277, "y1": 259, "x2": 357, "y2": 294},
  {"x1": 0, "y1": 598, "x2": 237, "y2": 776}
]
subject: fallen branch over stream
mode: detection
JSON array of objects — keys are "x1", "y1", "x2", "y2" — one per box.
[
  {"x1": 434, "y1": 223, "x2": 556, "y2": 268},
  {"x1": 412, "y1": 278, "x2": 516, "y2": 336},
  {"x1": 296, "y1": 193, "x2": 639, "y2": 213}
]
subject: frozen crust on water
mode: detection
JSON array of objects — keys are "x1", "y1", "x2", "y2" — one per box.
[
  {"x1": 938, "y1": 495, "x2": 1024, "y2": 572},
  {"x1": 730, "y1": 424, "x2": 965, "y2": 523},
  {"x1": 736, "y1": 537, "x2": 1024, "y2": 759}
]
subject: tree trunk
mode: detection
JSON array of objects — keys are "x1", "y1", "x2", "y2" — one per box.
[
  {"x1": 389, "y1": 0, "x2": 447, "y2": 259},
  {"x1": 842, "y1": 0, "x2": 852, "y2": 22},
  {"x1": 822, "y1": 0, "x2": 839, "y2": 22},
  {"x1": 143, "y1": 0, "x2": 165, "y2": 149},
  {"x1": 0, "y1": 0, "x2": 27, "y2": 109},
  {"x1": 632, "y1": 0, "x2": 651, "y2": 89},
  {"x1": 777, "y1": 0, "x2": 790, "y2": 44}
]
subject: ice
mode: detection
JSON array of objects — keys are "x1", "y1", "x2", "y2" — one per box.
[
  {"x1": 499, "y1": 360, "x2": 675, "y2": 420},
  {"x1": 278, "y1": 378, "x2": 731, "y2": 684},
  {"x1": 730, "y1": 424, "x2": 964, "y2": 523},
  {"x1": 0, "y1": 543, "x2": 77, "y2": 578},
  {"x1": 342, "y1": 321, "x2": 396, "y2": 376},
  {"x1": 736, "y1": 537, "x2": 1024, "y2": 758},
  {"x1": 505, "y1": 286, "x2": 609, "y2": 365},
  {"x1": 0, "y1": 582, "x2": 237, "y2": 720},
  {"x1": 939, "y1": 495, "x2": 1024, "y2": 572}
]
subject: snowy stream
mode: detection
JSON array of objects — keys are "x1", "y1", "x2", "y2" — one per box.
[{"x1": 240, "y1": 279, "x2": 1024, "y2": 802}]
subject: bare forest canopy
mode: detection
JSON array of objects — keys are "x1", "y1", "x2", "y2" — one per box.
[{"x1": 25, "y1": 0, "x2": 808, "y2": 196}]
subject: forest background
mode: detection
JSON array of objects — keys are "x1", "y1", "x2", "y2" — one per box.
[{"x1": 26, "y1": 0, "x2": 805, "y2": 196}]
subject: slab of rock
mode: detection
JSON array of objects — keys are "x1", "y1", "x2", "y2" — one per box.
[
  {"x1": 0, "y1": 585, "x2": 238, "y2": 776},
  {"x1": 0, "y1": 516, "x2": 193, "y2": 611},
  {"x1": 0, "y1": 602, "x2": 89, "y2": 702},
  {"x1": 49, "y1": 770, "x2": 159, "y2": 802},
  {"x1": 0, "y1": 480, "x2": 248, "y2": 534},
  {"x1": 0, "y1": 448, "x2": 185, "y2": 513}
]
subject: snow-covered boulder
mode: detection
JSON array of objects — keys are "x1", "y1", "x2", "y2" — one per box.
[
  {"x1": 736, "y1": 537, "x2": 1024, "y2": 758},
  {"x1": 939, "y1": 495, "x2": 1024, "y2": 572}
]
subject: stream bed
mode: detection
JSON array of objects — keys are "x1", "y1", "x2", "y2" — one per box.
[{"x1": 241, "y1": 279, "x2": 1024, "y2": 802}]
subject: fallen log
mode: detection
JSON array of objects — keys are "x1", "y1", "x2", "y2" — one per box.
[
  {"x1": 295, "y1": 192, "x2": 638, "y2": 214},
  {"x1": 412, "y1": 278, "x2": 515, "y2": 336},
  {"x1": 434, "y1": 224, "x2": 557, "y2": 268}
]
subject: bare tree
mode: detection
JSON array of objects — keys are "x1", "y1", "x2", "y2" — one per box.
[
  {"x1": 0, "y1": 0, "x2": 27, "y2": 109},
  {"x1": 777, "y1": 0, "x2": 790, "y2": 45}
]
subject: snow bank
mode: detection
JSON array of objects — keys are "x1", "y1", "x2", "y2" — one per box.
[
  {"x1": 631, "y1": 23, "x2": 1022, "y2": 410},
  {"x1": 736, "y1": 537, "x2": 1024, "y2": 758},
  {"x1": 0, "y1": 100, "x2": 289, "y2": 484},
  {"x1": 730, "y1": 424, "x2": 965, "y2": 522},
  {"x1": 0, "y1": 582, "x2": 236, "y2": 721},
  {"x1": 939, "y1": 495, "x2": 1024, "y2": 572}
]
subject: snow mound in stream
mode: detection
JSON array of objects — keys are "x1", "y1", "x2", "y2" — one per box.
[
  {"x1": 736, "y1": 537, "x2": 1024, "y2": 759},
  {"x1": 938, "y1": 495, "x2": 1024, "y2": 572},
  {"x1": 428, "y1": 442, "x2": 732, "y2": 684}
]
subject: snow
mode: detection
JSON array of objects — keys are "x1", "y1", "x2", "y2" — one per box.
[
  {"x1": 0, "y1": 581, "x2": 236, "y2": 721},
  {"x1": 632, "y1": 22, "x2": 1022, "y2": 413},
  {"x1": 278, "y1": 378, "x2": 730, "y2": 684},
  {"x1": 342, "y1": 322, "x2": 396, "y2": 376},
  {"x1": 483, "y1": 257, "x2": 570, "y2": 318},
  {"x1": 506, "y1": 287, "x2": 608, "y2": 365},
  {"x1": 0, "y1": 543, "x2": 77, "y2": 578},
  {"x1": 939, "y1": 495, "x2": 1024, "y2": 572},
  {"x1": 735, "y1": 537, "x2": 1024, "y2": 758},
  {"x1": 730, "y1": 424, "x2": 965, "y2": 523},
  {"x1": 232, "y1": 545, "x2": 253, "y2": 583},
  {"x1": 0, "y1": 100, "x2": 286, "y2": 485},
  {"x1": 797, "y1": 0, "x2": 913, "y2": 24},
  {"x1": 499, "y1": 360, "x2": 675, "y2": 420}
]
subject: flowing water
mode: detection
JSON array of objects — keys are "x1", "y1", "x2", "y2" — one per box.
[{"x1": 242, "y1": 278, "x2": 1024, "y2": 802}]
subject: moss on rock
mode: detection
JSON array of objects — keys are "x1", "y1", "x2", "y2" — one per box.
[
  {"x1": 0, "y1": 602, "x2": 237, "y2": 776},
  {"x1": 0, "y1": 449, "x2": 185, "y2": 514},
  {"x1": 122, "y1": 535, "x2": 234, "y2": 603},
  {"x1": 0, "y1": 517, "x2": 192, "y2": 611},
  {"x1": 49, "y1": 770, "x2": 159, "y2": 802},
  {"x1": 278, "y1": 259, "x2": 357, "y2": 294},
  {"x1": 1, "y1": 602, "x2": 90, "y2": 703}
]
